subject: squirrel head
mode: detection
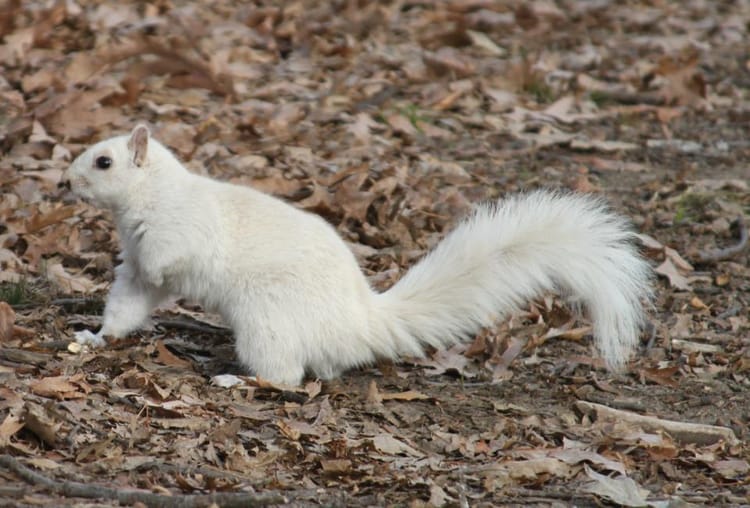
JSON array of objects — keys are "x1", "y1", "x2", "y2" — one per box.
[{"x1": 63, "y1": 124, "x2": 154, "y2": 210}]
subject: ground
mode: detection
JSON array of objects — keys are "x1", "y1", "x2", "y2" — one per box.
[{"x1": 0, "y1": 1, "x2": 748, "y2": 507}]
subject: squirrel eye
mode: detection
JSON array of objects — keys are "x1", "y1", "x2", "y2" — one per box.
[{"x1": 95, "y1": 156, "x2": 112, "y2": 170}]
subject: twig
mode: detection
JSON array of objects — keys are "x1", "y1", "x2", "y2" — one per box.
[
  {"x1": 643, "y1": 320, "x2": 658, "y2": 350},
  {"x1": 12, "y1": 297, "x2": 103, "y2": 311},
  {"x1": 136, "y1": 460, "x2": 257, "y2": 483},
  {"x1": 576, "y1": 401, "x2": 739, "y2": 445},
  {"x1": 157, "y1": 318, "x2": 232, "y2": 336},
  {"x1": 697, "y1": 215, "x2": 748, "y2": 263},
  {"x1": 0, "y1": 484, "x2": 27, "y2": 498},
  {"x1": 590, "y1": 89, "x2": 667, "y2": 106},
  {"x1": 716, "y1": 304, "x2": 742, "y2": 319},
  {"x1": 0, "y1": 347, "x2": 51, "y2": 366},
  {"x1": 0, "y1": 454, "x2": 286, "y2": 508},
  {"x1": 507, "y1": 486, "x2": 580, "y2": 501}
]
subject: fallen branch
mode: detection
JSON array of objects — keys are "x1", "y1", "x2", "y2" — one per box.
[
  {"x1": 135, "y1": 460, "x2": 257, "y2": 483},
  {"x1": 589, "y1": 89, "x2": 666, "y2": 106},
  {"x1": 0, "y1": 454, "x2": 285, "y2": 508},
  {"x1": 697, "y1": 215, "x2": 748, "y2": 263},
  {"x1": 0, "y1": 484, "x2": 26, "y2": 498},
  {"x1": 576, "y1": 401, "x2": 739, "y2": 446},
  {"x1": 12, "y1": 297, "x2": 103, "y2": 311},
  {"x1": 0, "y1": 347, "x2": 51, "y2": 366},
  {"x1": 157, "y1": 318, "x2": 232, "y2": 336}
]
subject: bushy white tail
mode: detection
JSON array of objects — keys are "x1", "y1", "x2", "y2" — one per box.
[{"x1": 372, "y1": 190, "x2": 652, "y2": 369}]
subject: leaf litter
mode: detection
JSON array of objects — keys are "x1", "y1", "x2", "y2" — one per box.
[{"x1": 0, "y1": 0, "x2": 749, "y2": 506}]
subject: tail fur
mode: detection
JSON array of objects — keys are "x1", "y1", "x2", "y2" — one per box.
[{"x1": 371, "y1": 190, "x2": 652, "y2": 369}]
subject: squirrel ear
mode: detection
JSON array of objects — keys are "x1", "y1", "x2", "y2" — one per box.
[{"x1": 127, "y1": 124, "x2": 150, "y2": 167}]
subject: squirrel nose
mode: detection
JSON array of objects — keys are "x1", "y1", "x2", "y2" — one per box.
[{"x1": 59, "y1": 173, "x2": 71, "y2": 190}]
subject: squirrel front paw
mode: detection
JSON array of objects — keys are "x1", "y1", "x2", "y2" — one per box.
[{"x1": 74, "y1": 329, "x2": 106, "y2": 347}]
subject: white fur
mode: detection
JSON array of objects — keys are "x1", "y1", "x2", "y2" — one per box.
[{"x1": 63, "y1": 126, "x2": 652, "y2": 385}]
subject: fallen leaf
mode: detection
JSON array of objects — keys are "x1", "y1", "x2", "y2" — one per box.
[
  {"x1": 0, "y1": 412, "x2": 24, "y2": 446},
  {"x1": 664, "y1": 246, "x2": 694, "y2": 272},
  {"x1": 411, "y1": 344, "x2": 476, "y2": 378},
  {"x1": 0, "y1": 301, "x2": 15, "y2": 341},
  {"x1": 154, "y1": 340, "x2": 192, "y2": 368},
  {"x1": 380, "y1": 390, "x2": 430, "y2": 402},
  {"x1": 30, "y1": 376, "x2": 87, "y2": 399},
  {"x1": 372, "y1": 434, "x2": 424, "y2": 457},
  {"x1": 23, "y1": 401, "x2": 61, "y2": 446},
  {"x1": 466, "y1": 30, "x2": 505, "y2": 56},
  {"x1": 277, "y1": 420, "x2": 301, "y2": 441},
  {"x1": 655, "y1": 258, "x2": 691, "y2": 290},
  {"x1": 505, "y1": 458, "x2": 575, "y2": 480},
  {"x1": 569, "y1": 139, "x2": 640, "y2": 152},
  {"x1": 385, "y1": 113, "x2": 419, "y2": 137},
  {"x1": 46, "y1": 262, "x2": 107, "y2": 294},
  {"x1": 320, "y1": 459, "x2": 352, "y2": 474},
  {"x1": 25, "y1": 457, "x2": 62, "y2": 470},
  {"x1": 365, "y1": 380, "x2": 382, "y2": 404},
  {"x1": 711, "y1": 459, "x2": 749, "y2": 479},
  {"x1": 689, "y1": 296, "x2": 708, "y2": 310},
  {"x1": 582, "y1": 465, "x2": 650, "y2": 507}
]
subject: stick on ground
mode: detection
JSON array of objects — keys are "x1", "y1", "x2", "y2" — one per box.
[
  {"x1": 0, "y1": 454, "x2": 286, "y2": 508},
  {"x1": 697, "y1": 215, "x2": 748, "y2": 263}
]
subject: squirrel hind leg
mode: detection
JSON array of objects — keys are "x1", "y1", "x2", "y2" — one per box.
[{"x1": 233, "y1": 330, "x2": 307, "y2": 386}]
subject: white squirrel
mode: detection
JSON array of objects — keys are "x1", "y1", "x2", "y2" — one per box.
[{"x1": 62, "y1": 125, "x2": 652, "y2": 386}]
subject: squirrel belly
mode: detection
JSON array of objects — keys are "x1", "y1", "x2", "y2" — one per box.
[{"x1": 63, "y1": 125, "x2": 652, "y2": 386}]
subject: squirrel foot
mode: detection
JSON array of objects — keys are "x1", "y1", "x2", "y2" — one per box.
[{"x1": 74, "y1": 329, "x2": 106, "y2": 347}]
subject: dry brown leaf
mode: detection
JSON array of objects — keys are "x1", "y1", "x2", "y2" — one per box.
[
  {"x1": 267, "y1": 103, "x2": 308, "y2": 137},
  {"x1": 423, "y1": 47, "x2": 476, "y2": 77},
  {"x1": 23, "y1": 401, "x2": 61, "y2": 447},
  {"x1": 640, "y1": 366, "x2": 680, "y2": 387},
  {"x1": 466, "y1": 30, "x2": 505, "y2": 56},
  {"x1": 30, "y1": 376, "x2": 87, "y2": 399},
  {"x1": 504, "y1": 458, "x2": 575, "y2": 481},
  {"x1": 569, "y1": 139, "x2": 640, "y2": 153},
  {"x1": 654, "y1": 54, "x2": 709, "y2": 109},
  {"x1": 0, "y1": 412, "x2": 24, "y2": 447},
  {"x1": 24, "y1": 457, "x2": 62, "y2": 470},
  {"x1": 0, "y1": 301, "x2": 15, "y2": 341},
  {"x1": 664, "y1": 246, "x2": 694, "y2": 272},
  {"x1": 571, "y1": 172, "x2": 598, "y2": 193},
  {"x1": 154, "y1": 340, "x2": 192, "y2": 368},
  {"x1": 372, "y1": 434, "x2": 424, "y2": 457},
  {"x1": 365, "y1": 380, "x2": 382, "y2": 404},
  {"x1": 654, "y1": 258, "x2": 691, "y2": 291},
  {"x1": 689, "y1": 296, "x2": 708, "y2": 310},
  {"x1": 350, "y1": 112, "x2": 378, "y2": 145},
  {"x1": 385, "y1": 113, "x2": 419, "y2": 137},
  {"x1": 320, "y1": 459, "x2": 352, "y2": 474},
  {"x1": 25, "y1": 204, "x2": 77, "y2": 234},
  {"x1": 37, "y1": 87, "x2": 122, "y2": 139},
  {"x1": 416, "y1": 121, "x2": 454, "y2": 139},
  {"x1": 46, "y1": 262, "x2": 107, "y2": 294},
  {"x1": 583, "y1": 466, "x2": 650, "y2": 507},
  {"x1": 156, "y1": 123, "x2": 197, "y2": 158},
  {"x1": 276, "y1": 420, "x2": 301, "y2": 441},
  {"x1": 411, "y1": 344, "x2": 476, "y2": 378},
  {"x1": 379, "y1": 390, "x2": 430, "y2": 402},
  {"x1": 304, "y1": 379, "x2": 322, "y2": 399},
  {"x1": 711, "y1": 459, "x2": 749, "y2": 479}
]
